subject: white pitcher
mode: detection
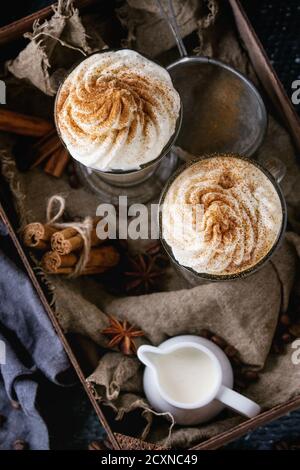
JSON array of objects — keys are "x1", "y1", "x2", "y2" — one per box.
[{"x1": 137, "y1": 335, "x2": 261, "y2": 425}]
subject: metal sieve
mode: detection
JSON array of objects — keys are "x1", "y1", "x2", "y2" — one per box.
[{"x1": 156, "y1": 0, "x2": 267, "y2": 158}]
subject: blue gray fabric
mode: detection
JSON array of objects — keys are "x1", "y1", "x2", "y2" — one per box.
[{"x1": 0, "y1": 221, "x2": 71, "y2": 450}]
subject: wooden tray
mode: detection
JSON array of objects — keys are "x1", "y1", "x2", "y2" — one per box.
[{"x1": 1, "y1": 0, "x2": 300, "y2": 450}]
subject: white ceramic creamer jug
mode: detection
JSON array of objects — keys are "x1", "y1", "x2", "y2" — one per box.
[{"x1": 137, "y1": 335, "x2": 261, "y2": 425}]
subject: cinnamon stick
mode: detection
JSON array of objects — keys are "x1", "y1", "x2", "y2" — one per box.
[
  {"x1": 0, "y1": 109, "x2": 53, "y2": 137},
  {"x1": 51, "y1": 224, "x2": 105, "y2": 255},
  {"x1": 87, "y1": 246, "x2": 120, "y2": 268},
  {"x1": 22, "y1": 223, "x2": 56, "y2": 250},
  {"x1": 51, "y1": 230, "x2": 84, "y2": 255},
  {"x1": 57, "y1": 228, "x2": 78, "y2": 239},
  {"x1": 32, "y1": 128, "x2": 56, "y2": 150},
  {"x1": 44, "y1": 147, "x2": 70, "y2": 178},
  {"x1": 51, "y1": 267, "x2": 75, "y2": 274},
  {"x1": 41, "y1": 251, "x2": 78, "y2": 273},
  {"x1": 41, "y1": 245, "x2": 119, "y2": 275},
  {"x1": 30, "y1": 132, "x2": 62, "y2": 169},
  {"x1": 82, "y1": 266, "x2": 106, "y2": 275}
]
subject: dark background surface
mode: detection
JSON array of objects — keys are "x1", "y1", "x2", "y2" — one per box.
[
  {"x1": 1, "y1": 0, "x2": 300, "y2": 450},
  {"x1": 243, "y1": 0, "x2": 300, "y2": 116}
]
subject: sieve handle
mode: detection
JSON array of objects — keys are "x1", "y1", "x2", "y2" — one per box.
[{"x1": 156, "y1": 0, "x2": 188, "y2": 58}]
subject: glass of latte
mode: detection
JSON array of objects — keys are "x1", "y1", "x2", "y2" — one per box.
[
  {"x1": 55, "y1": 49, "x2": 182, "y2": 203},
  {"x1": 159, "y1": 154, "x2": 287, "y2": 284}
]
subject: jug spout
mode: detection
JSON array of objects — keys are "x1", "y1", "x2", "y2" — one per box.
[{"x1": 137, "y1": 345, "x2": 162, "y2": 370}]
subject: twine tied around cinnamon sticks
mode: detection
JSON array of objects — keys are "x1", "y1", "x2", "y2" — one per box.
[
  {"x1": 22, "y1": 195, "x2": 119, "y2": 277},
  {"x1": 46, "y1": 195, "x2": 93, "y2": 276}
]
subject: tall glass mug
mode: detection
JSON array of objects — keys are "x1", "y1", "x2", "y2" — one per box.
[
  {"x1": 54, "y1": 49, "x2": 182, "y2": 204},
  {"x1": 159, "y1": 154, "x2": 287, "y2": 285}
]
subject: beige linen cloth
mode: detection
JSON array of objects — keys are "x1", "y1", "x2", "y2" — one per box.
[{"x1": 2, "y1": 0, "x2": 300, "y2": 447}]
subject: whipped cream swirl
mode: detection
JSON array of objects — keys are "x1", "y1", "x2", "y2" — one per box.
[
  {"x1": 162, "y1": 156, "x2": 283, "y2": 276},
  {"x1": 55, "y1": 50, "x2": 180, "y2": 171}
]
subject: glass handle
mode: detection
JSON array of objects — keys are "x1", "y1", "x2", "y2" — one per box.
[{"x1": 262, "y1": 156, "x2": 286, "y2": 184}]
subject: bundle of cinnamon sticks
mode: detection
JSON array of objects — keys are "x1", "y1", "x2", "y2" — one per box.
[
  {"x1": 22, "y1": 220, "x2": 119, "y2": 276},
  {"x1": 0, "y1": 108, "x2": 70, "y2": 178}
]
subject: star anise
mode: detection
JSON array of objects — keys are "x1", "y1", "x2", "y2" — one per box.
[
  {"x1": 145, "y1": 242, "x2": 170, "y2": 267},
  {"x1": 102, "y1": 316, "x2": 144, "y2": 355},
  {"x1": 145, "y1": 241, "x2": 163, "y2": 257},
  {"x1": 124, "y1": 253, "x2": 165, "y2": 294}
]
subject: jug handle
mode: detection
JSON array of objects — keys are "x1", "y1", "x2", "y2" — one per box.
[{"x1": 216, "y1": 385, "x2": 261, "y2": 418}]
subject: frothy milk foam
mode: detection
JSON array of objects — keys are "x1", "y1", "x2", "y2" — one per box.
[
  {"x1": 162, "y1": 155, "x2": 283, "y2": 276},
  {"x1": 153, "y1": 347, "x2": 218, "y2": 404},
  {"x1": 55, "y1": 49, "x2": 180, "y2": 172}
]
